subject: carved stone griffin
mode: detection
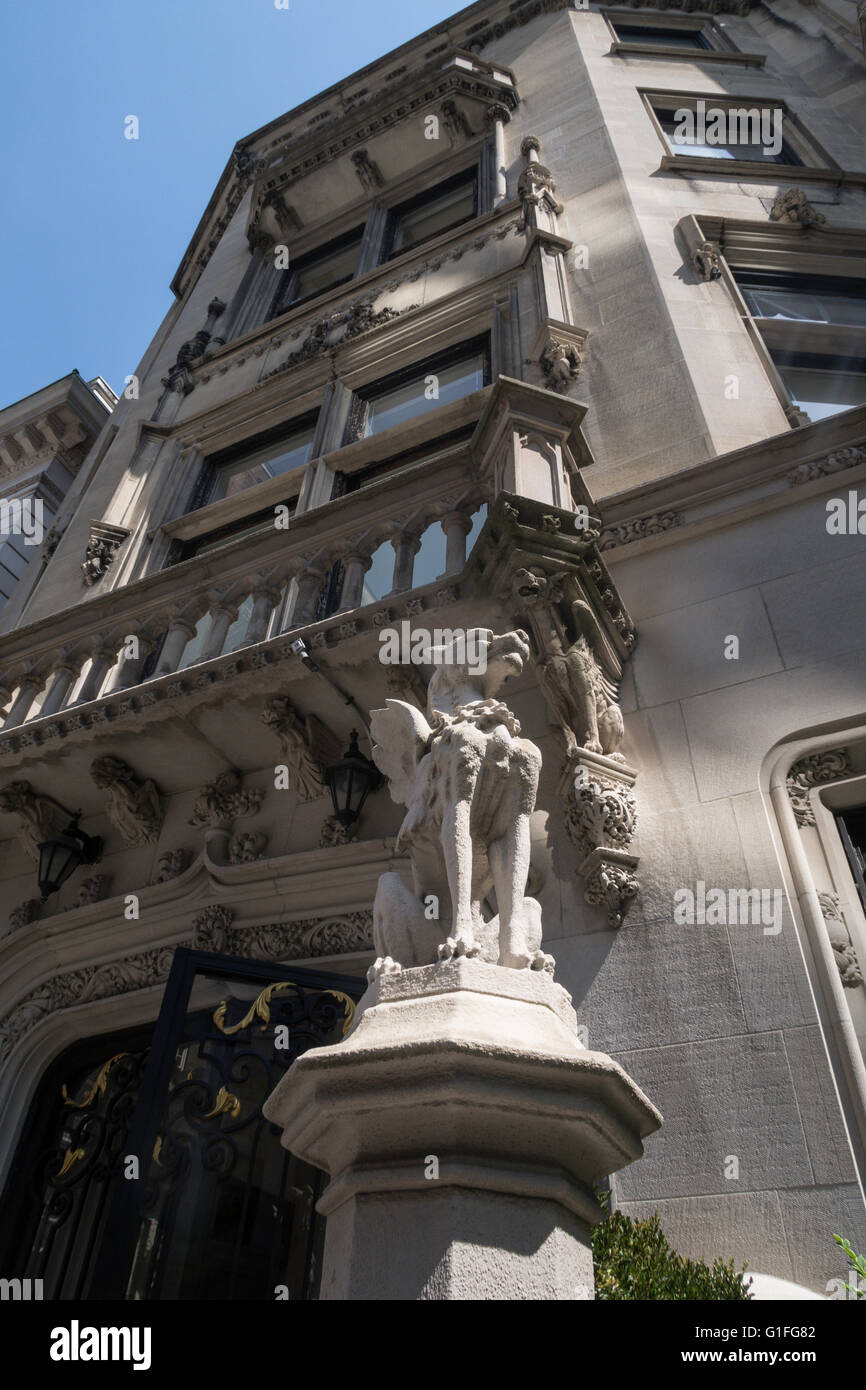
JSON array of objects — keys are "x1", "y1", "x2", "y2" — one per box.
[{"x1": 369, "y1": 629, "x2": 554, "y2": 981}]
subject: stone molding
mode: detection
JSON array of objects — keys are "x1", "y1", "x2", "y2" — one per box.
[
  {"x1": 786, "y1": 749, "x2": 852, "y2": 827},
  {"x1": 599, "y1": 512, "x2": 682, "y2": 552},
  {"x1": 786, "y1": 445, "x2": 866, "y2": 487}
]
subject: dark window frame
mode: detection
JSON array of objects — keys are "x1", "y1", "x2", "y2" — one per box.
[
  {"x1": 267, "y1": 225, "x2": 365, "y2": 321},
  {"x1": 837, "y1": 807, "x2": 866, "y2": 918},
  {"x1": 185, "y1": 410, "x2": 319, "y2": 518},
  {"x1": 344, "y1": 336, "x2": 491, "y2": 445},
  {"x1": 653, "y1": 105, "x2": 803, "y2": 166},
  {"x1": 611, "y1": 21, "x2": 713, "y2": 51},
  {"x1": 381, "y1": 166, "x2": 480, "y2": 262}
]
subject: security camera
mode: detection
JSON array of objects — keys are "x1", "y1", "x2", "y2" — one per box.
[{"x1": 290, "y1": 638, "x2": 307, "y2": 656}]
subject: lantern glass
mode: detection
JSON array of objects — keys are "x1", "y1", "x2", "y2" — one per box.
[
  {"x1": 325, "y1": 731, "x2": 381, "y2": 827},
  {"x1": 37, "y1": 831, "x2": 84, "y2": 900}
]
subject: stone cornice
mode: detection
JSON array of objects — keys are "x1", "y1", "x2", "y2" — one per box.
[{"x1": 596, "y1": 409, "x2": 866, "y2": 555}]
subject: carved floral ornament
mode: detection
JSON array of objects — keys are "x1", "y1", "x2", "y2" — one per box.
[
  {"x1": 0, "y1": 908, "x2": 374, "y2": 1063},
  {"x1": 786, "y1": 748, "x2": 852, "y2": 827}
]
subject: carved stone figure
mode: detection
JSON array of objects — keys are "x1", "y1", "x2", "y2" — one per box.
[
  {"x1": 692, "y1": 239, "x2": 722, "y2": 281},
  {"x1": 770, "y1": 188, "x2": 827, "y2": 228},
  {"x1": 369, "y1": 628, "x2": 554, "y2": 980},
  {"x1": 818, "y1": 893, "x2": 863, "y2": 988},
  {"x1": 0, "y1": 780, "x2": 68, "y2": 859},
  {"x1": 512, "y1": 568, "x2": 624, "y2": 759},
  {"x1": 540, "y1": 337, "x2": 583, "y2": 392},
  {"x1": 91, "y1": 755, "x2": 163, "y2": 846},
  {"x1": 262, "y1": 696, "x2": 341, "y2": 800},
  {"x1": 81, "y1": 522, "x2": 129, "y2": 586}
]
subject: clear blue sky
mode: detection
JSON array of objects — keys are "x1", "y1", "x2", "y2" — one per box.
[{"x1": 0, "y1": 0, "x2": 465, "y2": 407}]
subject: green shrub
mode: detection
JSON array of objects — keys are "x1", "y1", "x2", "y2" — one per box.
[
  {"x1": 833, "y1": 1233, "x2": 866, "y2": 1298},
  {"x1": 592, "y1": 1209, "x2": 752, "y2": 1301}
]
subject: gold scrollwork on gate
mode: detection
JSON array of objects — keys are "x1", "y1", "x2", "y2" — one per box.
[
  {"x1": 201, "y1": 1086, "x2": 242, "y2": 1121},
  {"x1": 61, "y1": 1052, "x2": 130, "y2": 1109},
  {"x1": 213, "y1": 984, "x2": 355, "y2": 1038}
]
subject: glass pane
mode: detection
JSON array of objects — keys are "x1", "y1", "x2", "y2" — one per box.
[
  {"x1": 212, "y1": 429, "x2": 314, "y2": 501},
  {"x1": 292, "y1": 237, "x2": 362, "y2": 303},
  {"x1": 615, "y1": 24, "x2": 709, "y2": 48},
  {"x1": 393, "y1": 179, "x2": 476, "y2": 254},
  {"x1": 778, "y1": 361, "x2": 866, "y2": 422},
  {"x1": 657, "y1": 110, "x2": 794, "y2": 163},
  {"x1": 740, "y1": 281, "x2": 866, "y2": 327},
  {"x1": 364, "y1": 355, "x2": 485, "y2": 437},
  {"x1": 360, "y1": 540, "x2": 393, "y2": 606},
  {"x1": 413, "y1": 522, "x2": 447, "y2": 589}
]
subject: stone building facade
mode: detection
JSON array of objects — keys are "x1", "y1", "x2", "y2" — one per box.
[{"x1": 0, "y1": 0, "x2": 865, "y2": 1298}]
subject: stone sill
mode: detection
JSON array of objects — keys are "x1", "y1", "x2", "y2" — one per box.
[
  {"x1": 660, "y1": 155, "x2": 866, "y2": 186},
  {"x1": 609, "y1": 41, "x2": 765, "y2": 66}
]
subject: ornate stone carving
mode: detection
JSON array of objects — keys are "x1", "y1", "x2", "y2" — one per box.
[
  {"x1": 0, "y1": 780, "x2": 68, "y2": 859},
  {"x1": 384, "y1": 663, "x2": 428, "y2": 710},
  {"x1": 0, "y1": 944, "x2": 179, "y2": 1063},
  {"x1": 217, "y1": 910, "x2": 374, "y2": 963},
  {"x1": 8, "y1": 899, "x2": 39, "y2": 930},
  {"x1": 351, "y1": 149, "x2": 384, "y2": 192},
  {"x1": 320, "y1": 815, "x2": 354, "y2": 848},
  {"x1": 82, "y1": 521, "x2": 129, "y2": 587},
  {"x1": 787, "y1": 750, "x2": 852, "y2": 826},
  {"x1": 786, "y1": 446, "x2": 866, "y2": 487},
  {"x1": 193, "y1": 905, "x2": 235, "y2": 953},
  {"x1": 370, "y1": 629, "x2": 554, "y2": 979},
  {"x1": 229, "y1": 831, "x2": 266, "y2": 864},
  {"x1": 65, "y1": 875, "x2": 111, "y2": 910},
  {"x1": 583, "y1": 853, "x2": 640, "y2": 930},
  {"x1": 512, "y1": 567, "x2": 624, "y2": 759},
  {"x1": 91, "y1": 755, "x2": 163, "y2": 846},
  {"x1": 599, "y1": 512, "x2": 683, "y2": 551},
  {"x1": 189, "y1": 771, "x2": 263, "y2": 829},
  {"x1": 692, "y1": 239, "x2": 722, "y2": 281},
  {"x1": 818, "y1": 893, "x2": 863, "y2": 988},
  {"x1": 261, "y1": 696, "x2": 340, "y2": 800},
  {"x1": 266, "y1": 297, "x2": 419, "y2": 378},
  {"x1": 770, "y1": 188, "x2": 827, "y2": 228},
  {"x1": 565, "y1": 763, "x2": 637, "y2": 858},
  {"x1": 151, "y1": 848, "x2": 191, "y2": 883},
  {"x1": 517, "y1": 137, "x2": 563, "y2": 221},
  {"x1": 441, "y1": 99, "x2": 472, "y2": 140},
  {"x1": 539, "y1": 335, "x2": 584, "y2": 392}
]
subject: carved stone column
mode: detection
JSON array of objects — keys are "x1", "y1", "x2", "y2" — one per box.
[
  {"x1": 291, "y1": 564, "x2": 328, "y2": 627},
  {"x1": 339, "y1": 550, "x2": 373, "y2": 612},
  {"x1": 243, "y1": 584, "x2": 281, "y2": 646},
  {"x1": 201, "y1": 600, "x2": 238, "y2": 662},
  {"x1": 107, "y1": 635, "x2": 157, "y2": 693},
  {"x1": 3, "y1": 672, "x2": 45, "y2": 728},
  {"x1": 76, "y1": 643, "x2": 119, "y2": 705},
  {"x1": 264, "y1": 960, "x2": 661, "y2": 1301},
  {"x1": 486, "y1": 103, "x2": 510, "y2": 207},
  {"x1": 441, "y1": 512, "x2": 473, "y2": 576},
  {"x1": 39, "y1": 660, "x2": 81, "y2": 717},
  {"x1": 154, "y1": 617, "x2": 197, "y2": 676},
  {"x1": 390, "y1": 530, "x2": 422, "y2": 594}
]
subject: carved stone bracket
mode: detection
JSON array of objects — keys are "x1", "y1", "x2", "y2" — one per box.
[
  {"x1": 692, "y1": 239, "x2": 722, "y2": 281},
  {"x1": 530, "y1": 320, "x2": 588, "y2": 395},
  {"x1": 561, "y1": 752, "x2": 640, "y2": 928},
  {"x1": 82, "y1": 522, "x2": 129, "y2": 588},
  {"x1": 786, "y1": 749, "x2": 852, "y2": 827}
]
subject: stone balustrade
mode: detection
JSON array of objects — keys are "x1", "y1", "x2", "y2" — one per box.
[{"x1": 0, "y1": 470, "x2": 484, "y2": 730}]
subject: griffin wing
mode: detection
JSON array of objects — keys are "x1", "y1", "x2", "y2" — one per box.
[{"x1": 370, "y1": 699, "x2": 433, "y2": 807}]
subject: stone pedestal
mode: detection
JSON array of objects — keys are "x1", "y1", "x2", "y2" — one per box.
[{"x1": 263, "y1": 960, "x2": 661, "y2": 1300}]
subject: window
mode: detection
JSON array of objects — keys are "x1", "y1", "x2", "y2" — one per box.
[
  {"x1": 612, "y1": 23, "x2": 711, "y2": 50},
  {"x1": 384, "y1": 169, "x2": 478, "y2": 259},
  {"x1": 655, "y1": 106, "x2": 801, "y2": 164},
  {"x1": 837, "y1": 807, "x2": 866, "y2": 918},
  {"x1": 770, "y1": 352, "x2": 866, "y2": 423},
  {"x1": 735, "y1": 272, "x2": 866, "y2": 328},
  {"x1": 208, "y1": 423, "x2": 315, "y2": 503},
  {"x1": 269, "y1": 227, "x2": 364, "y2": 318},
  {"x1": 347, "y1": 341, "x2": 489, "y2": 442}
]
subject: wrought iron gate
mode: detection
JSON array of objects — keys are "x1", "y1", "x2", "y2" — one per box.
[{"x1": 0, "y1": 949, "x2": 363, "y2": 1301}]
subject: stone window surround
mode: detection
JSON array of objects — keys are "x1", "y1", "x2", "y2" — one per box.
[
  {"x1": 769, "y1": 729, "x2": 866, "y2": 1178},
  {"x1": 678, "y1": 213, "x2": 866, "y2": 428},
  {"x1": 149, "y1": 274, "x2": 517, "y2": 561},
  {"x1": 640, "y1": 89, "x2": 862, "y2": 184},
  {"x1": 601, "y1": 8, "x2": 765, "y2": 66},
  {"x1": 238, "y1": 140, "x2": 492, "y2": 344}
]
